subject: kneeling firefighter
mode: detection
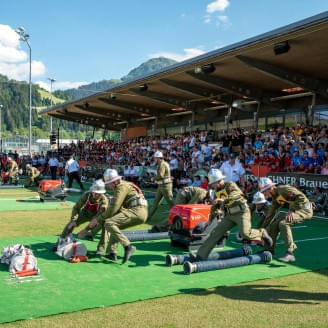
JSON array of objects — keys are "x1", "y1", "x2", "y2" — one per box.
[
  {"x1": 81, "y1": 169, "x2": 148, "y2": 264},
  {"x1": 25, "y1": 164, "x2": 43, "y2": 187},
  {"x1": 193, "y1": 169, "x2": 273, "y2": 261},
  {"x1": 7, "y1": 157, "x2": 19, "y2": 185},
  {"x1": 53, "y1": 179, "x2": 109, "y2": 254}
]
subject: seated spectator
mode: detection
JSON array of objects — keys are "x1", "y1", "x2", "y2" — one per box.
[
  {"x1": 321, "y1": 162, "x2": 328, "y2": 175},
  {"x1": 301, "y1": 151, "x2": 313, "y2": 168},
  {"x1": 292, "y1": 151, "x2": 302, "y2": 167},
  {"x1": 191, "y1": 175, "x2": 202, "y2": 187},
  {"x1": 200, "y1": 176, "x2": 209, "y2": 189}
]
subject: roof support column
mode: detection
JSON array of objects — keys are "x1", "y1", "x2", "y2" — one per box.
[
  {"x1": 306, "y1": 93, "x2": 316, "y2": 126},
  {"x1": 253, "y1": 102, "x2": 261, "y2": 130},
  {"x1": 224, "y1": 106, "x2": 232, "y2": 134}
]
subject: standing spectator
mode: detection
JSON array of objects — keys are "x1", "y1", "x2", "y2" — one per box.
[
  {"x1": 65, "y1": 155, "x2": 84, "y2": 190},
  {"x1": 48, "y1": 153, "x2": 59, "y2": 180},
  {"x1": 220, "y1": 153, "x2": 245, "y2": 186},
  {"x1": 201, "y1": 141, "x2": 212, "y2": 164}
]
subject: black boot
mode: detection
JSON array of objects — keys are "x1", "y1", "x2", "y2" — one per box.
[
  {"x1": 122, "y1": 245, "x2": 136, "y2": 264},
  {"x1": 85, "y1": 234, "x2": 94, "y2": 241},
  {"x1": 105, "y1": 253, "x2": 118, "y2": 261}
]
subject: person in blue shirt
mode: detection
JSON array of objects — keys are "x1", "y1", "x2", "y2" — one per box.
[
  {"x1": 191, "y1": 175, "x2": 202, "y2": 187},
  {"x1": 292, "y1": 151, "x2": 302, "y2": 167},
  {"x1": 301, "y1": 151, "x2": 313, "y2": 167},
  {"x1": 245, "y1": 152, "x2": 254, "y2": 165},
  {"x1": 253, "y1": 136, "x2": 263, "y2": 150},
  {"x1": 312, "y1": 152, "x2": 323, "y2": 168},
  {"x1": 316, "y1": 143, "x2": 325, "y2": 158}
]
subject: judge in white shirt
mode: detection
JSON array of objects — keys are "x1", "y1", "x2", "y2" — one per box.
[{"x1": 65, "y1": 155, "x2": 84, "y2": 190}]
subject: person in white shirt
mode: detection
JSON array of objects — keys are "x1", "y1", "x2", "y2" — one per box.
[
  {"x1": 219, "y1": 153, "x2": 245, "y2": 186},
  {"x1": 48, "y1": 154, "x2": 59, "y2": 180},
  {"x1": 65, "y1": 155, "x2": 84, "y2": 190}
]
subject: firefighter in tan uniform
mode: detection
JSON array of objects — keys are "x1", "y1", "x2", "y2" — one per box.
[
  {"x1": 147, "y1": 151, "x2": 174, "y2": 229},
  {"x1": 25, "y1": 164, "x2": 42, "y2": 187},
  {"x1": 7, "y1": 157, "x2": 19, "y2": 185},
  {"x1": 236, "y1": 191, "x2": 271, "y2": 241},
  {"x1": 53, "y1": 180, "x2": 109, "y2": 254},
  {"x1": 175, "y1": 186, "x2": 208, "y2": 204},
  {"x1": 194, "y1": 169, "x2": 272, "y2": 260},
  {"x1": 84, "y1": 169, "x2": 148, "y2": 264},
  {"x1": 259, "y1": 178, "x2": 313, "y2": 262}
]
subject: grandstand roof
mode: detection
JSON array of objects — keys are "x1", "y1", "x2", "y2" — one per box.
[{"x1": 41, "y1": 11, "x2": 328, "y2": 131}]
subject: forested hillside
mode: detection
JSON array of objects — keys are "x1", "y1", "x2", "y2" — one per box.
[{"x1": 0, "y1": 57, "x2": 176, "y2": 138}]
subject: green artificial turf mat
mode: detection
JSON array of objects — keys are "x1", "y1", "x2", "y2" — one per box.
[{"x1": 0, "y1": 219, "x2": 327, "y2": 324}]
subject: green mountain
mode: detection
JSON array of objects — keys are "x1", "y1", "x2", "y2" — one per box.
[
  {"x1": 54, "y1": 57, "x2": 177, "y2": 101},
  {"x1": 0, "y1": 57, "x2": 177, "y2": 138}
]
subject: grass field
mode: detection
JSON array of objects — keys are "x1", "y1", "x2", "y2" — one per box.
[{"x1": 0, "y1": 187, "x2": 328, "y2": 328}]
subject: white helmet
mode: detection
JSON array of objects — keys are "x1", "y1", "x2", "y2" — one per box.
[
  {"x1": 252, "y1": 192, "x2": 266, "y2": 204},
  {"x1": 7, "y1": 157, "x2": 12, "y2": 161},
  {"x1": 26, "y1": 164, "x2": 31, "y2": 169},
  {"x1": 90, "y1": 179, "x2": 106, "y2": 193},
  {"x1": 208, "y1": 169, "x2": 225, "y2": 185},
  {"x1": 154, "y1": 151, "x2": 163, "y2": 158},
  {"x1": 259, "y1": 177, "x2": 276, "y2": 192},
  {"x1": 103, "y1": 168, "x2": 121, "y2": 184}
]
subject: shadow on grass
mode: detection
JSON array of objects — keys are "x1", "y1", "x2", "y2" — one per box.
[
  {"x1": 179, "y1": 279, "x2": 328, "y2": 304},
  {"x1": 128, "y1": 253, "x2": 165, "y2": 267}
]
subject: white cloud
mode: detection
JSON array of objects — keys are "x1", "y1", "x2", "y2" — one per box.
[
  {"x1": 206, "y1": 0, "x2": 230, "y2": 14},
  {"x1": 36, "y1": 80, "x2": 88, "y2": 91},
  {"x1": 0, "y1": 24, "x2": 47, "y2": 81},
  {"x1": 0, "y1": 60, "x2": 46, "y2": 81},
  {"x1": 204, "y1": 15, "x2": 211, "y2": 24},
  {"x1": 149, "y1": 48, "x2": 205, "y2": 62},
  {"x1": 205, "y1": 0, "x2": 231, "y2": 28},
  {"x1": 218, "y1": 15, "x2": 229, "y2": 23}
]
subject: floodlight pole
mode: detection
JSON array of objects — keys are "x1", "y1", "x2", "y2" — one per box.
[
  {"x1": 28, "y1": 41, "x2": 32, "y2": 156},
  {"x1": 0, "y1": 104, "x2": 2, "y2": 152},
  {"x1": 48, "y1": 78, "x2": 56, "y2": 134},
  {"x1": 16, "y1": 27, "x2": 32, "y2": 156}
]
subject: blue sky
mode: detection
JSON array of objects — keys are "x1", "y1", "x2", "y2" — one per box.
[{"x1": 0, "y1": 0, "x2": 327, "y2": 90}]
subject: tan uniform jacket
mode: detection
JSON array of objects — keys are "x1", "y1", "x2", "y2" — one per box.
[
  {"x1": 72, "y1": 191, "x2": 108, "y2": 221},
  {"x1": 154, "y1": 160, "x2": 171, "y2": 183},
  {"x1": 99, "y1": 180, "x2": 147, "y2": 221},
  {"x1": 27, "y1": 167, "x2": 40, "y2": 178},
  {"x1": 8, "y1": 161, "x2": 18, "y2": 172},
  {"x1": 266, "y1": 185, "x2": 311, "y2": 221}
]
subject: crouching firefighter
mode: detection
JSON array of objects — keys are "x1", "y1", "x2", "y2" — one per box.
[
  {"x1": 25, "y1": 164, "x2": 43, "y2": 187},
  {"x1": 175, "y1": 186, "x2": 208, "y2": 205},
  {"x1": 53, "y1": 179, "x2": 109, "y2": 254},
  {"x1": 82, "y1": 169, "x2": 148, "y2": 264},
  {"x1": 7, "y1": 157, "x2": 19, "y2": 185},
  {"x1": 193, "y1": 169, "x2": 273, "y2": 261},
  {"x1": 259, "y1": 178, "x2": 313, "y2": 263},
  {"x1": 236, "y1": 191, "x2": 271, "y2": 241}
]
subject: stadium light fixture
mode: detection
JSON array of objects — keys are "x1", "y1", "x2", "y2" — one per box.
[
  {"x1": 273, "y1": 41, "x2": 290, "y2": 55},
  {"x1": 15, "y1": 26, "x2": 32, "y2": 155},
  {"x1": 194, "y1": 63, "x2": 216, "y2": 74},
  {"x1": 139, "y1": 84, "x2": 148, "y2": 91}
]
